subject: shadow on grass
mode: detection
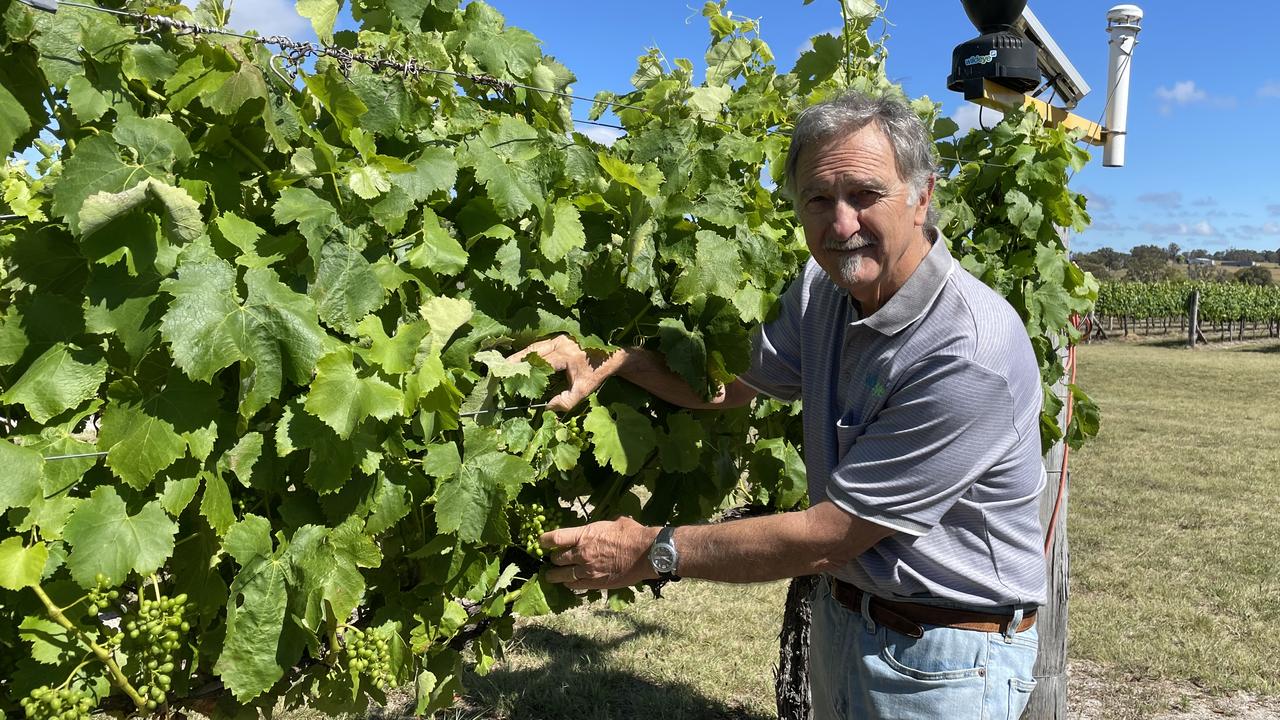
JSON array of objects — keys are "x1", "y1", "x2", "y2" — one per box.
[
  {"x1": 440, "y1": 621, "x2": 774, "y2": 720},
  {"x1": 1230, "y1": 341, "x2": 1280, "y2": 354}
]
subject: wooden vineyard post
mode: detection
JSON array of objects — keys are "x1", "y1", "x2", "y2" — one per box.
[
  {"x1": 1024, "y1": 228, "x2": 1074, "y2": 719},
  {"x1": 1026, "y1": 438, "x2": 1069, "y2": 719}
]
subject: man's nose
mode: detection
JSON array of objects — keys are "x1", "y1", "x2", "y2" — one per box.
[{"x1": 831, "y1": 198, "x2": 861, "y2": 238}]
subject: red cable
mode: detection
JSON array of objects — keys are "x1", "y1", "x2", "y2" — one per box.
[{"x1": 1043, "y1": 317, "x2": 1081, "y2": 556}]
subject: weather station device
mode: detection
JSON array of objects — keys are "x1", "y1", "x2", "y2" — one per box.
[{"x1": 946, "y1": 0, "x2": 1143, "y2": 167}]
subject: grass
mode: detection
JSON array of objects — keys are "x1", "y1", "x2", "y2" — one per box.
[
  {"x1": 448, "y1": 581, "x2": 788, "y2": 720},
  {"x1": 1066, "y1": 339, "x2": 1280, "y2": 695}
]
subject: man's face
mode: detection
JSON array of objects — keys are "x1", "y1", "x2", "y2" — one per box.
[{"x1": 794, "y1": 124, "x2": 932, "y2": 311}]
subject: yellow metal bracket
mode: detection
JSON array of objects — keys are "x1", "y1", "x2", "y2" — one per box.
[{"x1": 965, "y1": 79, "x2": 1105, "y2": 146}]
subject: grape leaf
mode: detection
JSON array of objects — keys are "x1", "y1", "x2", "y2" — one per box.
[
  {"x1": 0, "y1": 438, "x2": 45, "y2": 514},
  {"x1": 222, "y1": 514, "x2": 274, "y2": 567},
  {"x1": 792, "y1": 34, "x2": 842, "y2": 93},
  {"x1": 539, "y1": 199, "x2": 585, "y2": 263},
  {"x1": 304, "y1": 347, "x2": 403, "y2": 439},
  {"x1": 311, "y1": 241, "x2": 386, "y2": 334},
  {"x1": 393, "y1": 148, "x2": 458, "y2": 202},
  {"x1": 406, "y1": 209, "x2": 469, "y2": 276},
  {"x1": 1, "y1": 343, "x2": 107, "y2": 424},
  {"x1": 215, "y1": 551, "x2": 290, "y2": 701},
  {"x1": 201, "y1": 471, "x2": 236, "y2": 535},
  {"x1": 296, "y1": 0, "x2": 343, "y2": 43},
  {"x1": 66, "y1": 75, "x2": 109, "y2": 123},
  {"x1": 584, "y1": 403, "x2": 658, "y2": 476},
  {"x1": 78, "y1": 177, "x2": 204, "y2": 247},
  {"x1": 421, "y1": 295, "x2": 474, "y2": 352},
  {"x1": 205, "y1": 57, "x2": 268, "y2": 116},
  {"x1": 273, "y1": 187, "x2": 342, "y2": 247},
  {"x1": 658, "y1": 413, "x2": 706, "y2": 473},
  {"x1": 161, "y1": 253, "x2": 327, "y2": 416},
  {"x1": 0, "y1": 536, "x2": 47, "y2": 590},
  {"x1": 62, "y1": 486, "x2": 178, "y2": 588},
  {"x1": 460, "y1": 140, "x2": 543, "y2": 220},
  {"x1": 303, "y1": 66, "x2": 368, "y2": 128},
  {"x1": 0, "y1": 80, "x2": 31, "y2": 158}
]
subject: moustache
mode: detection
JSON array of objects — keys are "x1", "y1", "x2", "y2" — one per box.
[{"x1": 824, "y1": 234, "x2": 874, "y2": 252}]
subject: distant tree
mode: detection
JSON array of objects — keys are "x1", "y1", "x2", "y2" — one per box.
[
  {"x1": 1165, "y1": 242, "x2": 1181, "y2": 261},
  {"x1": 1074, "y1": 258, "x2": 1112, "y2": 281},
  {"x1": 1126, "y1": 244, "x2": 1171, "y2": 282},
  {"x1": 1223, "y1": 248, "x2": 1265, "y2": 263},
  {"x1": 1094, "y1": 247, "x2": 1126, "y2": 270},
  {"x1": 1235, "y1": 266, "x2": 1273, "y2": 285},
  {"x1": 1188, "y1": 248, "x2": 1211, "y2": 259}
]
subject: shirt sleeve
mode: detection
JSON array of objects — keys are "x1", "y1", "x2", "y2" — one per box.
[
  {"x1": 825, "y1": 355, "x2": 1023, "y2": 536},
  {"x1": 737, "y1": 267, "x2": 808, "y2": 402}
]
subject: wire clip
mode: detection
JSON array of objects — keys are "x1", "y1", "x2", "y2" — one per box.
[{"x1": 18, "y1": 0, "x2": 58, "y2": 12}]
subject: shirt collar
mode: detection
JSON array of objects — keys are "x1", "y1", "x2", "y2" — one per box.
[{"x1": 850, "y1": 230, "x2": 955, "y2": 336}]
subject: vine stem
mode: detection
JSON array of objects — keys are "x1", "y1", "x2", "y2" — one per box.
[
  {"x1": 57, "y1": 655, "x2": 96, "y2": 692},
  {"x1": 31, "y1": 584, "x2": 147, "y2": 711}
]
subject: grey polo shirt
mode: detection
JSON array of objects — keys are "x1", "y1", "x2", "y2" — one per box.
[{"x1": 739, "y1": 235, "x2": 1047, "y2": 609}]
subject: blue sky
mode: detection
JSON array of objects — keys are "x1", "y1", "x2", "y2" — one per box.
[{"x1": 192, "y1": 2, "x2": 1280, "y2": 254}]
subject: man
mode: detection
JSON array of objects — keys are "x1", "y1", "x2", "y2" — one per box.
[{"x1": 515, "y1": 91, "x2": 1046, "y2": 719}]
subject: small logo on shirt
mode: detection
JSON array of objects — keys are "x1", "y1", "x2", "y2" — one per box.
[{"x1": 865, "y1": 375, "x2": 886, "y2": 398}]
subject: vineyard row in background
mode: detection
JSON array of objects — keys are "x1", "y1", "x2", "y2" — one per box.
[{"x1": 1093, "y1": 280, "x2": 1280, "y2": 341}]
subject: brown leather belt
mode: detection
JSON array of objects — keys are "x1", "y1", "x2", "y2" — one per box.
[{"x1": 829, "y1": 578, "x2": 1036, "y2": 639}]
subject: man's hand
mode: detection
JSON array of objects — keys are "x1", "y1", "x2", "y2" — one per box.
[
  {"x1": 509, "y1": 335, "x2": 620, "y2": 411},
  {"x1": 539, "y1": 517, "x2": 660, "y2": 591}
]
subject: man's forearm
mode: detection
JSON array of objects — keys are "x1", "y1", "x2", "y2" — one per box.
[
  {"x1": 612, "y1": 347, "x2": 755, "y2": 410},
  {"x1": 540, "y1": 501, "x2": 894, "y2": 590},
  {"x1": 671, "y1": 502, "x2": 892, "y2": 583}
]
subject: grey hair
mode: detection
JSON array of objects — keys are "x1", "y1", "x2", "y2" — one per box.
[{"x1": 785, "y1": 92, "x2": 939, "y2": 228}]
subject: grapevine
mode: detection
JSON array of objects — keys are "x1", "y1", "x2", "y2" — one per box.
[{"x1": 0, "y1": 0, "x2": 1097, "y2": 716}]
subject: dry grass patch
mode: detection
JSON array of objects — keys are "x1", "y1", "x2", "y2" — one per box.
[{"x1": 1068, "y1": 340, "x2": 1280, "y2": 696}]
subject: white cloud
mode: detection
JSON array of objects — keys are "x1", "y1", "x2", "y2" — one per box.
[
  {"x1": 575, "y1": 123, "x2": 626, "y2": 147},
  {"x1": 1259, "y1": 81, "x2": 1280, "y2": 99},
  {"x1": 1140, "y1": 220, "x2": 1218, "y2": 237},
  {"x1": 1229, "y1": 223, "x2": 1280, "y2": 240},
  {"x1": 182, "y1": 0, "x2": 315, "y2": 40},
  {"x1": 230, "y1": 0, "x2": 315, "y2": 39},
  {"x1": 950, "y1": 103, "x2": 1002, "y2": 136},
  {"x1": 1156, "y1": 80, "x2": 1206, "y2": 105},
  {"x1": 1155, "y1": 80, "x2": 1236, "y2": 114}
]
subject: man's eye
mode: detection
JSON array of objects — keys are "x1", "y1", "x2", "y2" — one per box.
[
  {"x1": 806, "y1": 196, "x2": 831, "y2": 209},
  {"x1": 853, "y1": 190, "x2": 881, "y2": 205}
]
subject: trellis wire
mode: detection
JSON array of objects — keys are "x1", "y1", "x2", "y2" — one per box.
[{"x1": 35, "y1": 403, "x2": 554, "y2": 463}]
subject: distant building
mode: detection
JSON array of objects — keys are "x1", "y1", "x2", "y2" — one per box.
[
  {"x1": 1221, "y1": 260, "x2": 1256, "y2": 267},
  {"x1": 1187, "y1": 257, "x2": 1215, "y2": 266}
]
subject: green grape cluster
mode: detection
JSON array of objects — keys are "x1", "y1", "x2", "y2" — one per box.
[
  {"x1": 512, "y1": 502, "x2": 552, "y2": 557},
  {"x1": 340, "y1": 628, "x2": 392, "y2": 690},
  {"x1": 121, "y1": 593, "x2": 190, "y2": 710},
  {"x1": 85, "y1": 573, "x2": 119, "y2": 616},
  {"x1": 19, "y1": 685, "x2": 92, "y2": 720}
]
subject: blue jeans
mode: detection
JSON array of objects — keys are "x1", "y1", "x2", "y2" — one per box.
[{"x1": 809, "y1": 577, "x2": 1039, "y2": 719}]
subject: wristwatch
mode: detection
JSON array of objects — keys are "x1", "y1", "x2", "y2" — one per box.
[{"x1": 648, "y1": 526, "x2": 681, "y2": 580}]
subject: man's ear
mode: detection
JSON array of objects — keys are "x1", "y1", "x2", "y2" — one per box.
[{"x1": 913, "y1": 175, "x2": 935, "y2": 226}]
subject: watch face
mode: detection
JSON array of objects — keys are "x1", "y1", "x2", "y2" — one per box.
[{"x1": 651, "y1": 545, "x2": 678, "y2": 573}]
